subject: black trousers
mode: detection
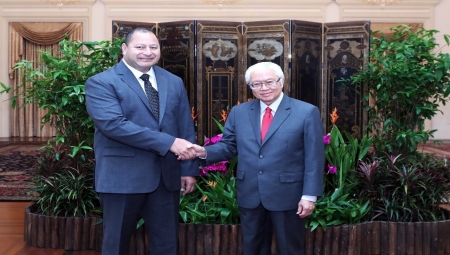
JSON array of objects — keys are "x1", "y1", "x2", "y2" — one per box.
[
  {"x1": 99, "y1": 180, "x2": 180, "y2": 255},
  {"x1": 239, "y1": 203, "x2": 306, "y2": 255}
]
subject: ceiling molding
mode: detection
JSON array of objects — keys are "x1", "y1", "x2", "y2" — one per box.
[{"x1": 335, "y1": 0, "x2": 440, "y2": 6}]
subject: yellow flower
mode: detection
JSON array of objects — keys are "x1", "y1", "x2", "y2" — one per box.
[
  {"x1": 206, "y1": 181, "x2": 217, "y2": 188},
  {"x1": 202, "y1": 195, "x2": 208, "y2": 202}
]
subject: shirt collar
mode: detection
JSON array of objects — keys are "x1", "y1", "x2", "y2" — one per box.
[
  {"x1": 260, "y1": 93, "x2": 284, "y2": 115},
  {"x1": 122, "y1": 59, "x2": 156, "y2": 80}
]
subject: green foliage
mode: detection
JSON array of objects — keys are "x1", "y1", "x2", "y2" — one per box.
[
  {"x1": 324, "y1": 125, "x2": 372, "y2": 191},
  {"x1": 180, "y1": 114, "x2": 240, "y2": 225},
  {"x1": 308, "y1": 187, "x2": 370, "y2": 231},
  {"x1": 308, "y1": 124, "x2": 372, "y2": 231},
  {"x1": 31, "y1": 143, "x2": 98, "y2": 217},
  {"x1": 357, "y1": 153, "x2": 450, "y2": 222},
  {"x1": 180, "y1": 154, "x2": 239, "y2": 225},
  {"x1": 349, "y1": 24, "x2": 450, "y2": 157},
  {"x1": 32, "y1": 168, "x2": 98, "y2": 217},
  {"x1": 1, "y1": 39, "x2": 123, "y2": 156},
  {"x1": 1, "y1": 38, "x2": 123, "y2": 217}
]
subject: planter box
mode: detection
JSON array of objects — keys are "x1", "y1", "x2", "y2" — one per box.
[
  {"x1": 24, "y1": 205, "x2": 450, "y2": 254},
  {"x1": 303, "y1": 221, "x2": 450, "y2": 255},
  {"x1": 24, "y1": 204, "x2": 103, "y2": 251}
]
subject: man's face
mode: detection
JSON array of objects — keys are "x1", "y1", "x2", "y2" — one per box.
[
  {"x1": 249, "y1": 68, "x2": 283, "y2": 106},
  {"x1": 122, "y1": 31, "x2": 160, "y2": 73}
]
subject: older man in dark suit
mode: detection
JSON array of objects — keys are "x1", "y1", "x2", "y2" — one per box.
[
  {"x1": 85, "y1": 27, "x2": 197, "y2": 255},
  {"x1": 188, "y1": 62, "x2": 324, "y2": 255}
]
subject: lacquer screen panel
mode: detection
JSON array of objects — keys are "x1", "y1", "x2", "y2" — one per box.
[
  {"x1": 291, "y1": 20, "x2": 323, "y2": 109},
  {"x1": 196, "y1": 21, "x2": 243, "y2": 139},
  {"x1": 323, "y1": 21, "x2": 370, "y2": 137},
  {"x1": 242, "y1": 20, "x2": 290, "y2": 101},
  {"x1": 157, "y1": 21, "x2": 195, "y2": 101}
]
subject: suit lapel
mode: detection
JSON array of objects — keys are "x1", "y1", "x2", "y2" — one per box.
[
  {"x1": 262, "y1": 96, "x2": 291, "y2": 145},
  {"x1": 116, "y1": 61, "x2": 155, "y2": 116},
  {"x1": 153, "y1": 66, "x2": 167, "y2": 123},
  {"x1": 249, "y1": 100, "x2": 262, "y2": 146}
]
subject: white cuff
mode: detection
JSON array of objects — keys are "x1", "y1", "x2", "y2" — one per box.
[
  {"x1": 199, "y1": 147, "x2": 207, "y2": 159},
  {"x1": 301, "y1": 195, "x2": 317, "y2": 202}
]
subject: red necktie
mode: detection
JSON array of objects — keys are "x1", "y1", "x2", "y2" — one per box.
[{"x1": 261, "y1": 107, "x2": 273, "y2": 141}]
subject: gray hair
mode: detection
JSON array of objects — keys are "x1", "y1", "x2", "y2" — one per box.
[{"x1": 244, "y1": 62, "x2": 285, "y2": 84}]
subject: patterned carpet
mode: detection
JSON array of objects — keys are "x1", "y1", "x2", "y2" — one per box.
[
  {"x1": 0, "y1": 140, "x2": 448, "y2": 201},
  {"x1": 0, "y1": 144, "x2": 43, "y2": 201}
]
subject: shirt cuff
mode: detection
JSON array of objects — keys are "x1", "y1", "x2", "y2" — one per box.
[
  {"x1": 199, "y1": 147, "x2": 207, "y2": 159},
  {"x1": 301, "y1": 195, "x2": 317, "y2": 202}
]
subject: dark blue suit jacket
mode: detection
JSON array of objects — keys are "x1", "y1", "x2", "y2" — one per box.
[
  {"x1": 85, "y1": 60, "x2": 197, "y2": 194},
  {"x1": 205, "y1": 95, "x2": 325, "y2": 211}
]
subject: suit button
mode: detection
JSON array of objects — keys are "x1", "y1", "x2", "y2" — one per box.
[
  {"x1": 259, "y1": 171, "x2": 263, "y2": 175},
  {"x1": 259, "y1": 155, "x2": 263, "y2": 159}
]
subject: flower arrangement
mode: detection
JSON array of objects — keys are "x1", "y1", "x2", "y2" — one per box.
[
  {"x1": 179, "y1": 108, "x2": 240, "y2": 224},
  {"x1": 307, "y1": 108, "x2": 372, "y2": 230},
  {"x1": 199, "y1": 134, "x2": 228, "y2": 176}
]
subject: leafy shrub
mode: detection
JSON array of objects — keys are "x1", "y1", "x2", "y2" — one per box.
[
  {"x1": 349, "y1": 24, "x2": 450, "y2": 158},
  {"x1": 1, "y1": 38, "x2": 123, "y2": 217},
  {"x1": 358, "y1": 153, "x2": 450, "y2": 222},
  {"x1": 307, "y1": 109, "x2": 372, "y2": 231},
  {"x1": 179, "y1": 159, "x2": 239, "y2": 224},
  {"x1": 179, "y1": 114, "x2": 240, "y2": 224}
]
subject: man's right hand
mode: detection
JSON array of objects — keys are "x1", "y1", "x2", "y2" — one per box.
[
  {"x1": 170, "y1": 138, "x2": 195, "y2": 160},
  {"x1": 185, "y1": 144, "x2": 207, "y2": 159}
]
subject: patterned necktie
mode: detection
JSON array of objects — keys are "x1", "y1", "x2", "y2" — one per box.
[
  {"x1": 261, "y1": 107, "x2": 273, "y2": 141},
  {"x1": 140, "y1": 74, "x2": 159, "y2": 120}
]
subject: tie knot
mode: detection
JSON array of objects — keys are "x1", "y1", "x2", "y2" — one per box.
[
  {"x1": 140, "y1": 74, "x2": 150, "y2": 82},
  {"x1": 265, "y1": 107, "x2": 271, "y2": 114}
]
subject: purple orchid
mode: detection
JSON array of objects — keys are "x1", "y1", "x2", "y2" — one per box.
[
  {"x1": 323, "y1": 133, "x2": 331, "y2": 145},
  {"x1": 328, "y1": 164, "x2": 337, "y2": 174}
]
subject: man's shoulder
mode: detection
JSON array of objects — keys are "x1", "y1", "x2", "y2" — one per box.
[
  {"x1": 231, "y1": 99, "x2": 258, "y2": 111},
  {"x1": 88, "y1": 62, "x2": 121, "y2": 80},
  {"x1": 287, "y1": 96, "x2": 318, "y2": 110},
  {"x1": 153, "y1": 66, "x2": 180, "y2": 80}
]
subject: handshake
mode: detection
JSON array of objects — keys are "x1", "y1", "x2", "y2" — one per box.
[{"x1": 169, "y1": 138, "x2": 206, "y2": 160}]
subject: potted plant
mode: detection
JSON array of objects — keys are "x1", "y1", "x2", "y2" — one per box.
[
  {"x1": 0, "y1": 38, "x2": 123, "y2": 250},
  {"x1": 303, "y1": 24, "x2": 450, "y2": 255}
]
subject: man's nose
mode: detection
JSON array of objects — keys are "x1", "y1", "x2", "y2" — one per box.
[{"x1": 143, "y1": 47, "x2": 153, "y2": 55}]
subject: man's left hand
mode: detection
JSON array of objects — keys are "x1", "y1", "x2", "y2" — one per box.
[
  {"x1": 296, "y1": 199, "x2": 315, "y2": 218},
  {"x1": 180, "y1": 176, "x2": 196, "y2": 196}
]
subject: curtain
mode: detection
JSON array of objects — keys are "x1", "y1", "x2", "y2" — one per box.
[{"x1": 8, "y1": 22, "x2": 82, "y2": 137}]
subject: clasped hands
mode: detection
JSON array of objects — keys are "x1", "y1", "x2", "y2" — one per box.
[{"x1": 169, "y1": 138, "x2": 206, "y2": 160}]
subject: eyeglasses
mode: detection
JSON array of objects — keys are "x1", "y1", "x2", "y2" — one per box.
[{"x1": 249, "y1": 77, "x2": 281, "y2": 90}]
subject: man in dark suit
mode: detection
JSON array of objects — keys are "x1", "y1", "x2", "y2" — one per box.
[
  {"x1": 85, "y1": 27, "x2": 197, "y2": 255},
  {"x1": 188, "y1": 62, "x2": 324, "y2": 255}
]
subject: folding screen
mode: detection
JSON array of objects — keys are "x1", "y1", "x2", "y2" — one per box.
[
  {"x1": 322, "y1": 21, "x2": 370, "y2": 136},
  {"x1": 195, "y1": 20, "x2": 242, "y2": 138},
  {"x1": 112, "y1": 20, "x2": 370, "y2": 142},
  {"x1": 243, "y1": 20, "x2": 291, "y2": 98},
  {"x1": 290, "y1": 20, "x2": 323, "y2": 113}
]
